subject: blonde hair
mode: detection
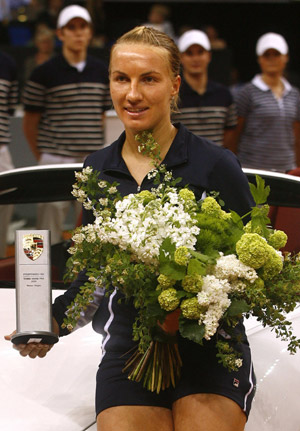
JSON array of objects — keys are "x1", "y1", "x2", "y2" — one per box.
[{"x1": 109, "y1": 26, "x2": 181, "y2": 111}]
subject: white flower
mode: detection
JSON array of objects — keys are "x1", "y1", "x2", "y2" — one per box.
[
  {"x1": 95, "y1": 278, "x2": 104, "y2": 288},
  {"x1": 98, "y1": 181, "x2": 107, "y2": 188},
  {"x1": 75, "y1": 167, "x2": 92, "y2": 182},
  {"x1": 108, "y1": 186, "x2": 118, "y2": 194},
  {"x1": 164, "y1": 171, "x2": 173, "y2": 182},
  {"x1": 147, "y1": 169, "x2": 158, "y2": 179},
  {"x1": 230, "y1": 279, "x2": 247, "y2": 293},
  {"x1": 68, "y1": 246, "x2": 77, "y2": 255},
  {"x1": 72, "y1": 233, "x2": 85, "y2": 244},
  {"x1": 83, "y1": 200, "x2": 93, "y2": 210},
  {"x1": 91, "y1": 189, "x2": 200, "y2": 265},
  {"x1": 214, "y1": 254, "x2": 257, "y2": 283},
  {"x1": 83, "y1": 224, "x2": 97, "y2": 243},
  {"x1": 235, "y1": 359, "x2": 243, "y2": 368},
  {"x1": 99, "y1": 198, "x2": 108, "y2": 206},
  {"x1": 72, "y1": 188, "x2": 87, "y2": 202},
  {"x1": 83, "y1": 166, "x2": 93, "y2": 174},
  {"x1": 197, "y1": 275, "x2": 231, "y2": 340}
]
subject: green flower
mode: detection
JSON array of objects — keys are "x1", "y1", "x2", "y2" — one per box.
[
  {"x1": 180, "y1": 297, "x2": 201, "y2": 320},
  {"x1": 182, "y1": 274, "x2": 203, "y2": 293},
  {"x1": 157, "y1": 274, "x2": 176, "y2": 289},
  {"x1": 268, "y1": 230, "x2": 288, "y2": 250},
  {"x1": 253, "y1": 276, "x2": 265, "y2": 290},
  {"x1": 179, "y1": 188, "x2": 196, "y2": 201},
  {"x1": 243, "y1": 221, "x2": 264, "y2": 236},
  {"x1": 158, "y1": 288, "x2": 180, "y2": 311},
  {"x1": 201, "y1": 197, "x2": 221, "y2": 216},
  {"x1": 137, "y1": 190, "x2": 155, "y2": 204},
  {"x1": 236, "y1": 233, "x2": 269, "y2": 269},
  {"x1": 174, "y1": 246, "x2": 190, "y2": 266},
  {"x1": 201, "y1": 197, "x2": 230, "y2": 220},
  {"x1": 260, "y1": 249, "x2": 283, "y2": 280}
]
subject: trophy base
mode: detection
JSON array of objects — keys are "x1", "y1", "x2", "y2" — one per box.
[{"x1": 11, "y1": 331, "x2": 59, "y2": 345}]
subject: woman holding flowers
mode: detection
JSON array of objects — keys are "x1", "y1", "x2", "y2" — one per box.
[{"x1": 7, "y1": 27, "x2": 257, "y2": 430}]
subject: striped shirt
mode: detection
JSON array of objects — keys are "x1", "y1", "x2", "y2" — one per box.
[
  {"x1": 0, "y1": 51, "x2": 18, "y2": 145},
  {"x1": 22, "y1": 54, "x2": 111, "y2": 158},
  {"x1": 235, "y1": 75, "x2": 300, "y2": 172},
  {"x1": 172, "y1": 78, "x2": 237, "y2": 146}
]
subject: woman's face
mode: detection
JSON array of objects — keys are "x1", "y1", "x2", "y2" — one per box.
[
  {"x1": 110, "y1": 43, "x2": 180, "y2": 135},
  {"x1": 258, "y1": 49, "x2": 288, "y2": 76}
]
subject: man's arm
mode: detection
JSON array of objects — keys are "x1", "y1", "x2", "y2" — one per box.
[
  {"x1": 223, "y1": 128, "x2": 236, "y2": 151},
  {"x1": 225, "y1": 117, "x2": 245, "y2": 154},
  {"x1": 23, "y1": 111, "x2": 42, "y2": 160}
]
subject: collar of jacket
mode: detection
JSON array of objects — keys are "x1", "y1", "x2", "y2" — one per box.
[
  {"x1": 101, "y1": 122, "x2": 189, "y2": 174},
  {"x1": 57, "y1": 53, "x2": 90, "y2": 71}
]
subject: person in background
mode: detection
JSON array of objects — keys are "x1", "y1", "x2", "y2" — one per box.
[
  {"x1": 172, "y1": 30, "x2": 237, "y2": 148},
  {"x1": 36, "y1": 0, "x2": 63, "y2": 30},
  {"x1": 7, "y1": 26, "x2": 255, "y2": 431},
  {"x1": 22, "y1": 4, "x2": 111, "y2": 245},
  {"x1": 86, "y1": 0, "x2": 107, "y2": 48},
  {"x1": 231, "y1": 32, "x2": 300, "y2": 172},
  {"x1": 0, "y1": 50, "x2": 18, "y2": 258},
  {"x1": 143, "y1": 3, "x2": 176, "y2": 40},
  {"x1": 0, "y1": 0, "x2": 10, "y2": 22},
  {"x1": 204, "y1": 25, "x2": 227, "y2": 50},
  {"x1": 23, "y1": 27, "x2": 55, "y2": 83}
]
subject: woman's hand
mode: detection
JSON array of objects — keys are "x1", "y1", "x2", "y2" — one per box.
[{"x1": 4, "y1": 318, "x2": 59, "y2": 359}]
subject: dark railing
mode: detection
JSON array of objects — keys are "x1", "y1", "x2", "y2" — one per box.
[
  {"x1": 1, "y1": 164, "x2": 300, "y2": 206},
  {"x1": 1, "y1": 164, "x2": 300, "y2": 289}
]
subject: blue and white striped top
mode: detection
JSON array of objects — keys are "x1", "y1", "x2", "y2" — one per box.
[{"x1": 235, "y1": 74, "x2": 300, "y2": 172}]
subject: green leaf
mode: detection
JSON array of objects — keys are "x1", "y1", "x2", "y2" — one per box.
[
  {"x1": 187, "y1": 258, "x2": 206, "y2": 276},
  {"x1": 226, "y1": 299, "x2": 251, "y2": 317},
  {"x1": 190, "y1": 250, "x2": 212, "y2": 263},
  {"x1": 172, "y1": 177, "x2": 182, "y2": 186},
  {"x1": 146, "y1": 302, "x2": 166, "y2": 321},
  {"x1": 179, "y1": 318, "x2": 205, "y2": 344},
  {"x1": 159, "y1": 238, "x2": 176, "y2": 263},
  {"x1": 230, "y1": 210, "x2": 244, "y2": 229},
  {"x1": 249, "y1": 175, "x2": 270, "y2": 205},
  {"x1": 251, "y1": 216, "x2": 270, "y2": 237},
  {"x1": 176, "y1": 290, "x2": 189, "y2": 299},
  {"x1": 160, "y1": 261, "x2": 187, "y2": 280}
]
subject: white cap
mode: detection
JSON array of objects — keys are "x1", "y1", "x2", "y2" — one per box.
[
  {"x1": 256, "y1": 32, "x2": 288, "y2": 56},
  {"x1": 57, "y1": 5, "x2": 91, "y2": 29},
  {"x1": 178, "y1": 30, "x2": 211, "y2": 53}
]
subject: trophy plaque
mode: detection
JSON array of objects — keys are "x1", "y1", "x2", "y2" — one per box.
[{"x1": 11, "y1": 230, "x2": 59, "y2": 345}]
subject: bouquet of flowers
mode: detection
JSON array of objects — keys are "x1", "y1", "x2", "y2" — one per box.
[{"x1": 63, "y1": 131, "x2": 300, "y2": 394}]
